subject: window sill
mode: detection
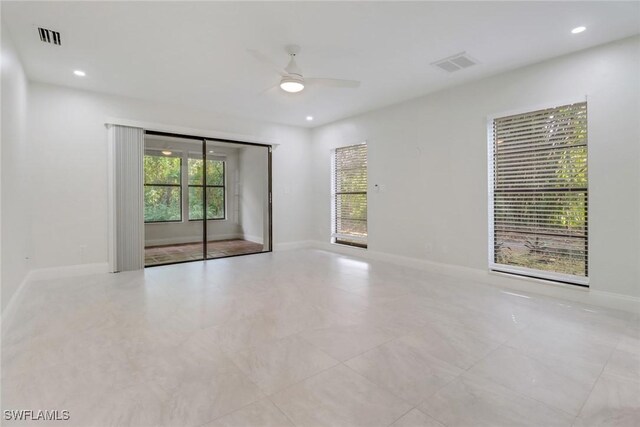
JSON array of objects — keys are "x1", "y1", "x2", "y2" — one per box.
[
  {"x1": 145, "y1": 220, "x2": 182, "y2": 224},
  {"x1": 489, "y1": 269, "x2": 590, "y2": 290},
  {"x1": 332, "y1": 241, "x2": 368, "y2": 250}
]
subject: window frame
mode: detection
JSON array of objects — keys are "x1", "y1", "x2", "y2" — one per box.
[
  {"x1": 331, "y1": 142, "x2": 368, "y2": 249},
  {"x1": 487, "y1": 98, "x2": 589, "y2": 287},
  {"x1": 143, "y1": 154, "x2": 183, "y2": 224},
  {"x1": 187, "y1": 158, "x2": 226, "y2": 221}
]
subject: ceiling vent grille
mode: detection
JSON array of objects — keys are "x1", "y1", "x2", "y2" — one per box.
[
  {"x1": 38, "y1": 27, "x2": 61, "y2": 45},
  {"x1": 432, "y1": 52, "x2": 477, "y2": 73}
]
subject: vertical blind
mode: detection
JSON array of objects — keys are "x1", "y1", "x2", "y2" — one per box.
[
  {"x1": 110, "y1": 125, "x2": 145, "y2": 272},
  {"x1": 490, "y1": 102, "x2": 588, "y2": 285},
  {"x1": 333, "y1": 143, "x2": 368, "y2": 248}
]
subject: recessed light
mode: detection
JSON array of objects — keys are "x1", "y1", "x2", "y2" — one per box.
[
  {"x1": 73, "y1": 70, "x2": 86, "y2": 77},
  {"x1": 161, "y1": 150, "x2": 172, "y2": 156},
  {"x1": 306, "y1": 116, "x2": 313, "y2": 121},
  {"x1": 571, "y1": 26, "x2": 586, "y2": 34},
  {"x1": 208, "y1": 150, "x2": 215, "y2": 154}
]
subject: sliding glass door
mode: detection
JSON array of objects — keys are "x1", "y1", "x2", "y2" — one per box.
[
  {"x1": 205, "y1": 140, "x2": 271, "y2": 260},
  {"x1": 143, "y1": 133, "x2": 271, "y2": 267}
]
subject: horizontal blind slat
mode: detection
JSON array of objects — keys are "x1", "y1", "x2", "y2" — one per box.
[
  {"x1": 334, "y1": 144, "x2": 368, "y2": 246},
  {"x1": 492, "y1": 102, "x2": 588, "y2": 281}
]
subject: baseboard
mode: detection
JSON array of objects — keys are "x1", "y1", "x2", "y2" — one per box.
[
  {"x1": 27, "y1": 262, "x2": 111, "y2": 281},
  {"x1": 5, "y1": 246, "x2": 637, "y2": 317},
  {"x1": 274, "y1": 240, "x2": 315, "y2": 251},
  {"x1": 145, "y1": 233, "x2": 243, "y2": 247},
  {"x1": 1, "y1": 271, "x2": 32, "y2": 335},
  {"x1": 1, "y1": 262, "x2": 111, "y2": 334},
  {"x1": 308, "y1": 240, "x2": 640, "y2": 314},
  {"x1": 242, "y1": 234, "x2": 264, "y2": 245}
]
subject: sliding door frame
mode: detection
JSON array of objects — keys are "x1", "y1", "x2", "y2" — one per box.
[{"x1": 144, "y1": 129, "x2": 273, "y2": 267}]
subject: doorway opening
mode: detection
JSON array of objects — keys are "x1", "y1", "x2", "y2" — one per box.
[{"x1": 143, "y1": 130, "x2": 272, "y2": 267}]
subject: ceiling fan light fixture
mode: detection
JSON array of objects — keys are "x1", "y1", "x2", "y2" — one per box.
[{"x1": 280, "y1": 76, "x2": 305, "y2": 93}]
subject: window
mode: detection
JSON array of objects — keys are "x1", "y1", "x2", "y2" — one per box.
[
  {"x1": 332, "y1": 143, "x2": 368, "y2": 248},
  {"x1": 489, "y1": 102, "x2": 588, "y2": 285},
  {"x1": 144, "y1": 154, "x2": 182, "y2": 223},
  {"x1": 188, "y1": 158, "x2": 225, "y2": 220}
]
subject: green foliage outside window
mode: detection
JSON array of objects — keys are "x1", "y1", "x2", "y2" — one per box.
[
  {"x1": 144, "y1": 155, "x2": 182, "y2": 222},
  {"x1": 494, "y1": 103, "x2": 588, "y2": 277},
  {"x1": 188, "y1": 158, "x2": 225, "y2": 220},
  {"x1": 143, "y1": 154, "x2": 226, "y2": 223}
]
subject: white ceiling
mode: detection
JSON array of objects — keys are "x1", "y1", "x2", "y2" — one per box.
[{"x1": 3, "y1": 1, "x2": 639, "y2": 127}]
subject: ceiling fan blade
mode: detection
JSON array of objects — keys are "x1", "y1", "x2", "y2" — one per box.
[
  {"x1": 260, "y1": 84, "x2": 279, "y2": 95},
  {"x1": 306, "y1": 78, "x2": 360, "y2": 88},
  {"x1": 247, "y1": 49, "x2": 287, "y2": 77}
]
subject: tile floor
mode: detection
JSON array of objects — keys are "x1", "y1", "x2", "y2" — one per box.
[
  {"x1": 144, "y1": 239, "x2": 264, "y2": 266},
  {"x1": 1, "y1": 249, "x2": 639, "y2": 426}
]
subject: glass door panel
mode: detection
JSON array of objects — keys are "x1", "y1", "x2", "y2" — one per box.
[
  {"x1": 205, "y1": 140, "x2": 271, "y2": 259},
  {"x1": 143, "y1": 135, "x2": 204, "y2": 266}
]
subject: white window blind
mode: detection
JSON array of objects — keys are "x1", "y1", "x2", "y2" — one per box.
[
  {"x1": 332, "y1": 143, "x2": 368, "y2": 248},
  {"x1": 109, "y1": 125, "x2": 145, "y2": 272},
  {"x1": 489, "y1": 102, "x2": 588, "y2": 285}
]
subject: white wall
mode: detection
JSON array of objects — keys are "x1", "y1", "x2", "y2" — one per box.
[
  {"x1": 311, "y1": 36, "x2": 640, "y2": 300},
  {"x1": 238, "y1": 146, "x2": 270, "y2": 245},
  {"x1": 26, "y1": 82, "x2": 312, "y2": 271},
  {"x1": 1, "y1": 24, "x2": 32, "y2": 312}
]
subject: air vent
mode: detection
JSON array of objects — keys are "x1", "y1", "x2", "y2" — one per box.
[
  {"x1": 432, "y1": 52, "x2": 477, "y2": 73},
  {"x1": 38, "y1": 27, "x2": 61, "y2": 45}
]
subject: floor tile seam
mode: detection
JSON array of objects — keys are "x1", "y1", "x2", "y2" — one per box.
[
  {"x1": 59, "y1": 376, "x2": 166, "y2": 420},
  {"x1": 500, "y1": 319, "x2": 535, "y2": 344},
  {"x1": 467, "y1": 308, "x2": 537, "y2": 334},
  {"x1": 329, "y1": 285, "x2": 413, "y2": 308},
  {"x1": 304, "y1": 299, "x2": 370, "y2": 320},
  {"x1": 159, "y1": 354, "x2": 268, "y2": 427},
  {"x1": 416, "y1": 316, "x2": 510, "y2": 351},
  {"x1": 5, "y1": 308, "x2": 120, "y2": 348},
  {"x1": 335, "y1": 329, "x2": 412, "y2": 363},
  {"x1": 498, "y1": 334, "x2": 616, "y2": 366},
  {"x1": 337, "y1": 361, "x2": 422, "y2": 410},
  {"x1": 192, "y1": 372, "x2": 268, "y2": 427},
  {"x1": 459, "y1": 341, "x2": 579, "y2": 419},
  {"x1": 498, "y1": 334, "x2": 611, "y2": 375},
  {"x1": 517, "y1": 320, "x2": 627, "y2": 349},
  {"x1": 574, "y1": 345, "x2": 616, "y2": 419},
  {"x1": 384, "y1": 404, "x2": 418, "y2": 427},
  {"x1": 257, "y1": 360, "x2": 353, "y2": 425},
  {"x1": 415, "y1": 404, "x2": 453, "y2": 427},
  {"x1": 412, "y1": 370, "x2": 463, "y2": 426},
  {"x1": 2, "y1": 335, "x2": 136, "y2": 380},
  {"x1": 225, "y1": 338, "x2": 342, "y2": 397},
  {"x1": 457, "y1": 336, "x2": 507, "y2": 375},
  {"x1": 192, "y1": 306, "x2": 281, "y2": 340},
  {"x1": 123, "y1": 337, "x2": 196, "y2": 370},
  {"x1": 264, "y1": 393, "x2": 300, "y2": 427},
  {"x1": 295, "y1": 313, "x2": 403, "y2": 355},
  {"x1": 0, "y1": 357, "x2": 77, "y2": 383},
  {"x1": 614, "y1": 333, "x2": 637, "y2": 351},
  {"x1": 599, "y1": 368, "x2": 640, "y2": 384}
]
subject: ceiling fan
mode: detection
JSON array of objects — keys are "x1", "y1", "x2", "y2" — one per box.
[{"x1": 248, "y1": 44, "x2": 360, "y2": 94}]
